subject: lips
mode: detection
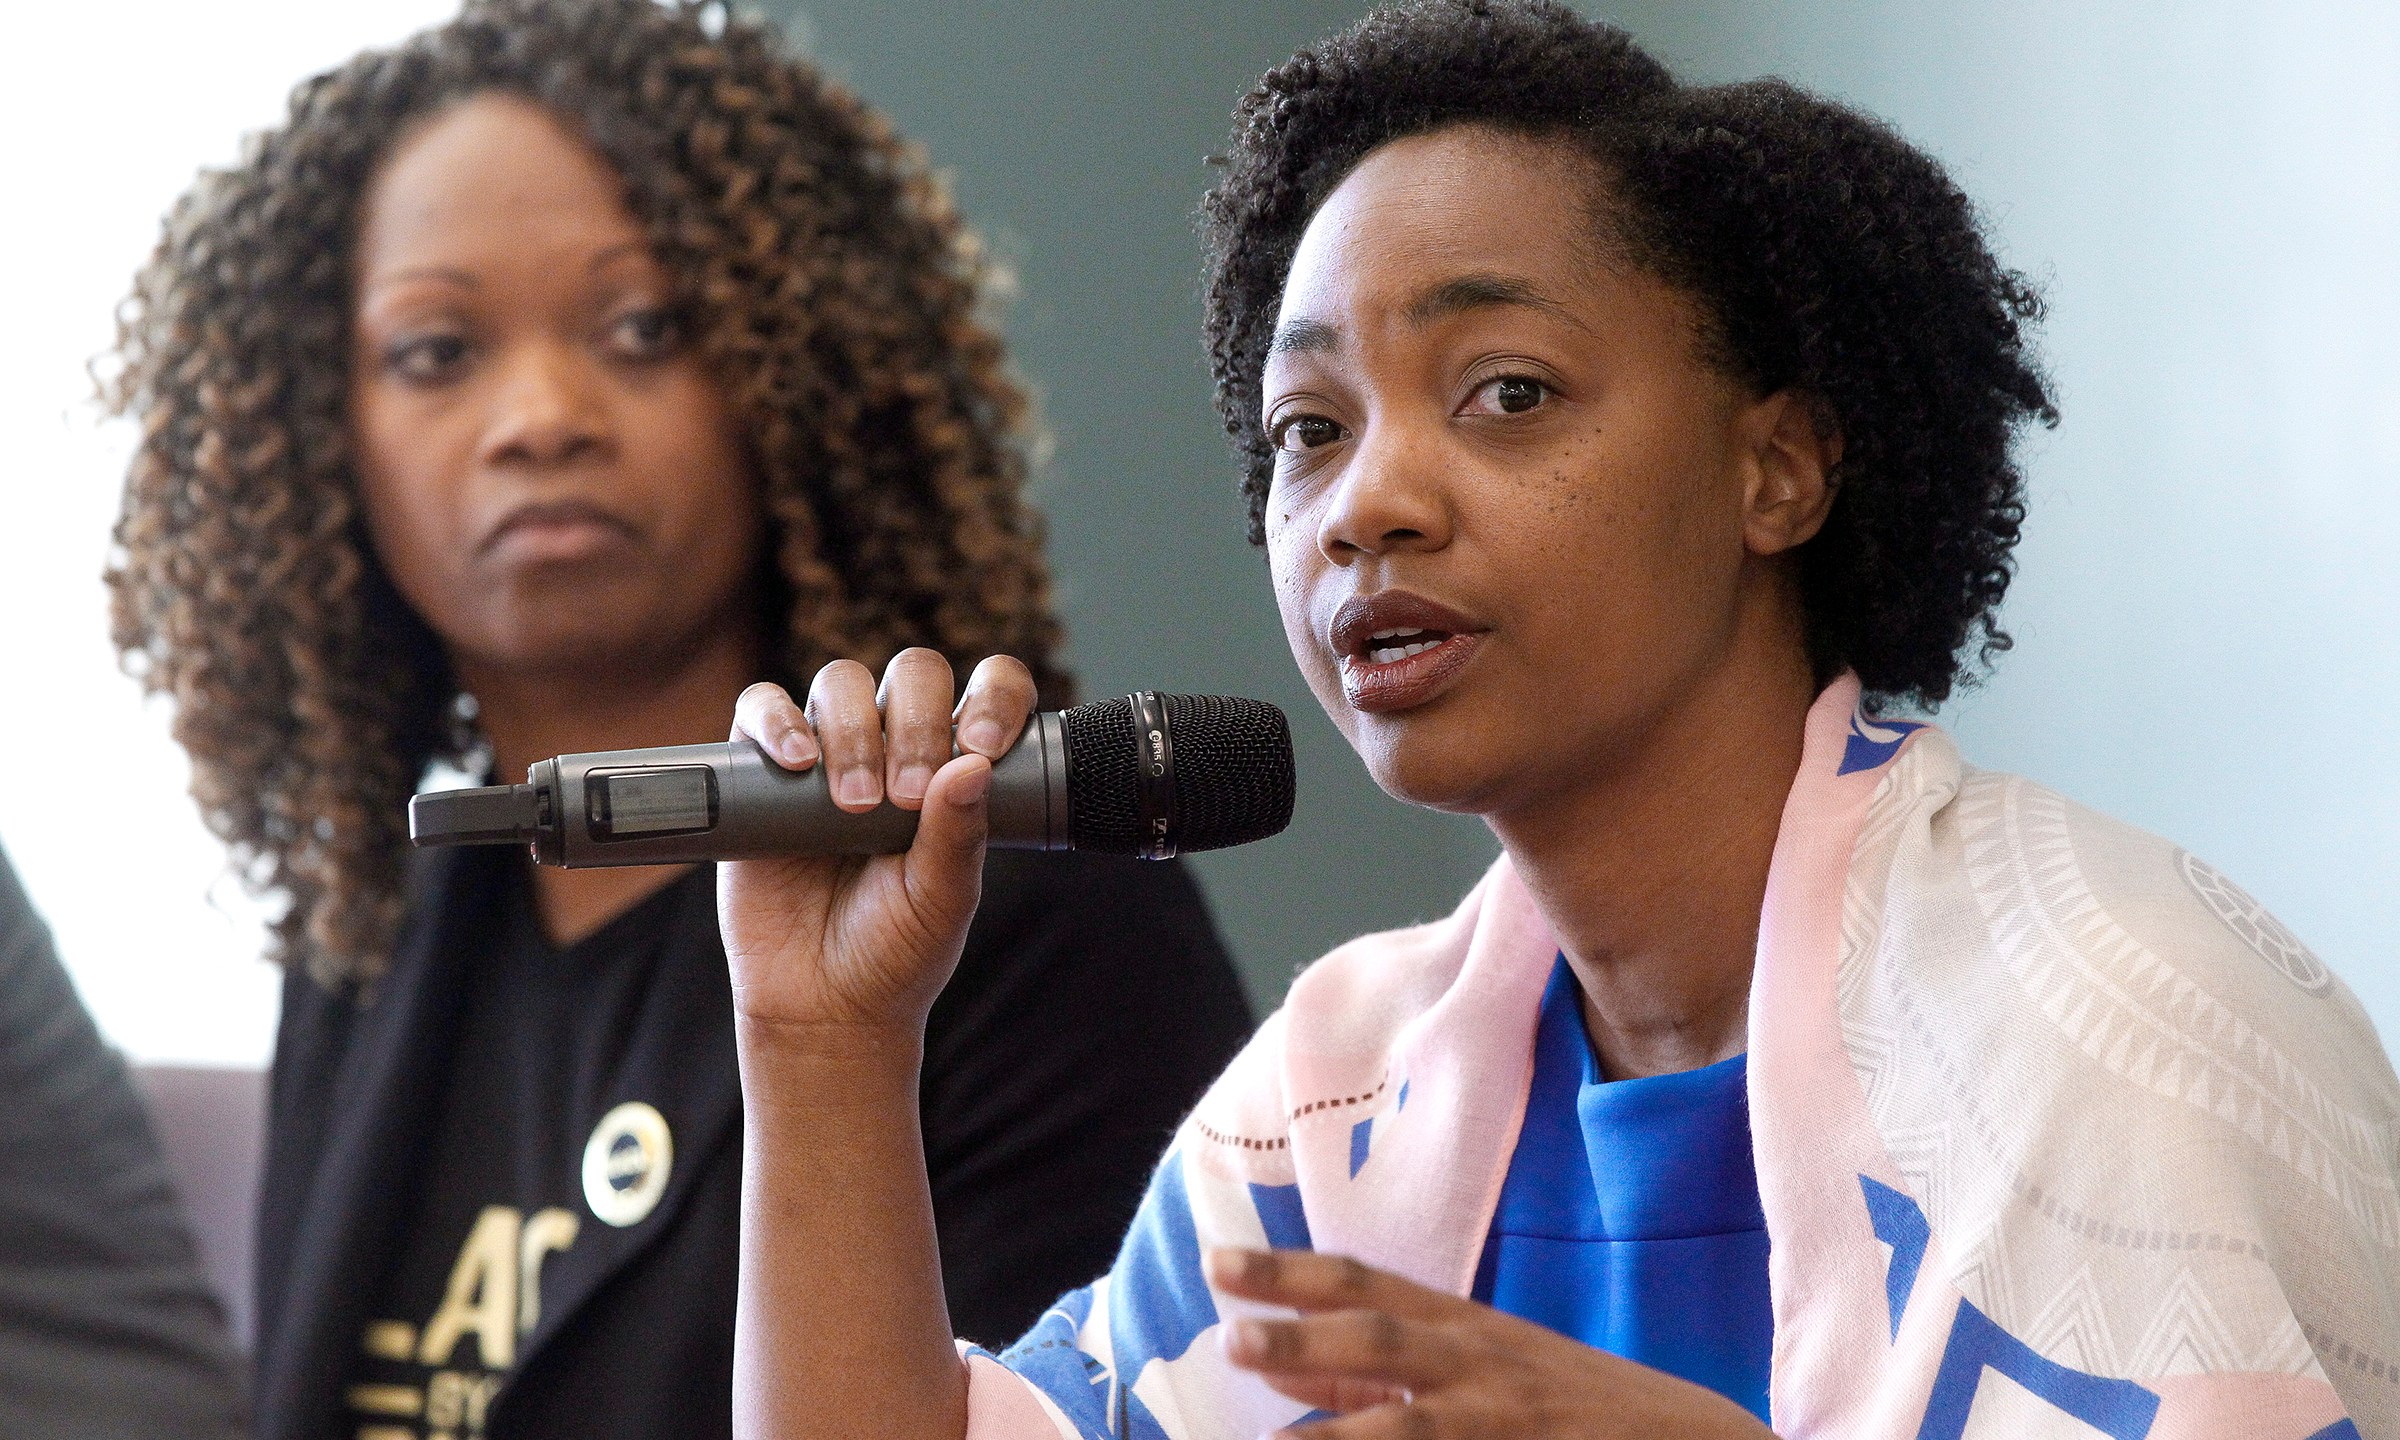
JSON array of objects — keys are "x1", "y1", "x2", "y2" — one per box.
[
  {"x1": 1328, "y1": 590, "x2": 1488, "y2": 714},
  {"x1": 481, "y1": 498, "x2": 639, "y2": 564}
]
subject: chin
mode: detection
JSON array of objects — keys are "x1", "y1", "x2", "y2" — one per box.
[
  {"x1": 1351, "y1": 714, "x2": 1516, "y2": 817},
  {"x1": 472, "y1": 613, "x2": 654, "y2": 676},
  {"x1": 484, "y1": 576, "x2": 692, "y2": 658}
]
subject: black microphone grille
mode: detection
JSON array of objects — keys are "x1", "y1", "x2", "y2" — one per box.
[{"x1": 1060, "y1": 693, "x2": 1296, "y2": 856}]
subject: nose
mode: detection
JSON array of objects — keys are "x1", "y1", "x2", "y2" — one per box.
[
  {"x1": 481, "y1": 340, "x2": 612, "y2": 470},
  {"x1": 1314, "y1": 417, "x2": 1453, "y2": 564}
]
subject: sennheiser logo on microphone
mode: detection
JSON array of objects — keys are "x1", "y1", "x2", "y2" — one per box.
[{"x1": 1127, "y1": 692, "x2": 1180, "y2": 861}]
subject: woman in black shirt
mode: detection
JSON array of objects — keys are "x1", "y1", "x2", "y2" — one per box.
[{"x1": 104, "y1": 3, "x2": 1250, "y2": 1436}]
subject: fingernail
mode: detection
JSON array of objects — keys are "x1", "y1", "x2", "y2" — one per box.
[
  {"x1": 1225, "y1": 1318, "x2": 1265, "y2": 1361},
  {"x1": 949, "y1": 759, "x2": 991, "y2": 806},
  {"x1": 960, "y1": 719, "x2": 1005, "y2": 756},
  {"x1": 777, "y1": 730, "x2": 817, "y2": 769},
  {"x1": 836, "y1": 767, "x2": 878, "y2": 807},
  {"x1": 1203, "y1": 1247, "x2": 1254, "y2": 1286},
  {"x1": 893, "y1": 763, "x2": 933, "y2": 803}
]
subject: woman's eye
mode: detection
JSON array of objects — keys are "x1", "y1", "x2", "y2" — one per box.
[
  {"x1": 382, "y1": 333, "x2": 471, "y2": 384},
  {"x1": 1270, "y1": 414, "x2": 1345, "y2": 453},
  {"x1": 1468, "y1": 375, "x2": 1549, "y2": 415},
  {"x1": 608, "y1": 306, "x2": 683, "y2": 359}
]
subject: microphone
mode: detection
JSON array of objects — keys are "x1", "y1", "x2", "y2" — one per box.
[{"x1": 407, "y1": 691, "x2": 1295, "y2": 868}]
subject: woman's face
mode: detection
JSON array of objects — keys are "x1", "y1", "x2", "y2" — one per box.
[
  {"x1": 1261, "y1": 125, "x2": 1827, "y2": 819},
  {"x1": 348, "y1": 92, "x2": 760, "y2": 682}
]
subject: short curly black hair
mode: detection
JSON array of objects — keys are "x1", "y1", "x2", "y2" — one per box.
[{"x1": 1201, "y1": 0, "x2": 2056, "y2": 709}]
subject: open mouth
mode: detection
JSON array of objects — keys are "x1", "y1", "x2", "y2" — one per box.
[
  {"x1": 1359, "y1": 627, "x2": 1452, "y2": 665},
  {"x1": 1327, "y1": 590, "x2": 1485, "y2": 713}
]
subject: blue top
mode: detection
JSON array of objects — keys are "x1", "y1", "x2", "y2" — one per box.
[{"x1": 1471, "y1": 957, "x2": 1773, "y2": 1423}]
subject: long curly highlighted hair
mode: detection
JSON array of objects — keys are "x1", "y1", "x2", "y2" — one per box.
[{"x1": 106, "y1": 0, "x2": 1071, "y2": 988}]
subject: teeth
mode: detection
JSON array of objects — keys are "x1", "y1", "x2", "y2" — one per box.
[
  {"x1": 1365, "y1": 638, "x2": 1442, "y2": 665},
  {"x1": 1369, "y1": 628, "x2": 1428, "y2": 642}
]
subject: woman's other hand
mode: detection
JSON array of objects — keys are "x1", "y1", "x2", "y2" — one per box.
[
  {"x1": 720, "y1": 648, "x2": 1037, "y2": 1034},
  {"x1": 1208, "y1": 1248, "x2": 1777, "y2": 1440}
]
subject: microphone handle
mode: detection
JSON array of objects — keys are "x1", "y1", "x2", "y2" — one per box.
[{"x1": 530, "y1": 711, "x2": 1071, "y2": 868}]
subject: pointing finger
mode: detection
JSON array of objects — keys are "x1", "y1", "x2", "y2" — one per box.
[
  {"x1": 1206, "y1": 1249, "x2": 1466, "y2": 1323},
  {"x1": 733, "y1": 681, "x2": 817, "y2": 770}
]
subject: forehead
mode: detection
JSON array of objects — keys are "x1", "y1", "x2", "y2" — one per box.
[
  {"x1": 355, "y1": 92, "x2": 645, "y2": 271},
  {"x1": 1276, "y1": 126, "x2": 1606, "y2": 326}
]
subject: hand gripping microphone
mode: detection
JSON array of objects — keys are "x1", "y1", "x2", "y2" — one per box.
[{"x1": 407, "y1": 692, "x2": 1295, "y2": 868}]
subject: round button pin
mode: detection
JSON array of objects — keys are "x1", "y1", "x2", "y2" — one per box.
[{"x1": 581, "y1": 1101, "x2": 673, "y2": 1227}]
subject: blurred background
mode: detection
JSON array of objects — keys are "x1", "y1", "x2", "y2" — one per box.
[{"x1": 0, "y1": 0, "x2": 2391, "y2": 1069}]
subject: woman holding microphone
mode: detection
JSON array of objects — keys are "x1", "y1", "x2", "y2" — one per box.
[{"x1": 723, "y1": 3, "x2": 2400, "y2": 1437}]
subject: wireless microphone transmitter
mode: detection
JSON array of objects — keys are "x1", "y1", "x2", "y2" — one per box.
[{"x1": 407, "y1": 691, "x2": 1294, "y2": 868}]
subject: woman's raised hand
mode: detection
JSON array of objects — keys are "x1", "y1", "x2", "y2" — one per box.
[
  {"x1": 724, "y1": 647, "x2": 1032, "y2": 1440},
  {"x1": 719, "y1": 647, "x2": 1037, "y2": 1035}
]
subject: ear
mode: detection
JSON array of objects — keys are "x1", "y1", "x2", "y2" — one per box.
[{"x1": 1738, "y1": 390, "x2": 1842, "y2": 557}]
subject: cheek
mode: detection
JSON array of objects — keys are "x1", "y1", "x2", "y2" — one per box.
[
  {"x1": 634, "y1": 376, "x2": 758, "y2": 555},
  {"x1": 351, "y1": 409, "x2": 468, "y2": 603},
  {"x1": 1263, "y1": 507, "x2": 1355, "y2": 731},
  {"x1": 699, "y1": 479, "x2": 766, "y2": 593},
  {"x1": 1549, "y1": 419, "x2": 1735, "y2": 567},
  {"x1": 1261, "y1": 500, "x2": 1317, "y2": 650}
]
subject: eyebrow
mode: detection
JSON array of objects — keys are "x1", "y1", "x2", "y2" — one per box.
[
  {"x1": 359, "y1": 240, "x2": 657, "y2": 296},
  {"x1": 1266, "y1": 271, "x2": 1583, "y2": 356},
  {"x1": 1404, "y1": 273, "x2": 1580, "y2": 329},
  {"x1": 360, "y1": 265, "x2": 479, "y2": 295},
  {"x1": 1266, "y1": 317, "x2": 1343, "y2": 356}
]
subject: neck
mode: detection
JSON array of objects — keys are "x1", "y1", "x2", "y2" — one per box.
[
  {"x1": 464, "y1": 629, "x2": 764, "y2": 787},
  {"x1": 1487, "y1": 609, "x2": 1818, "y2": 1081},
  {"x1": 454, "y1": 618, "x2": 765, "y2": 946}
]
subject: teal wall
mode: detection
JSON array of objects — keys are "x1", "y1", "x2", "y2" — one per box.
[
  {"x1": 751, "y1": 1, "x2": 1497, "y2": 1007},
  {"x1": 1594, "y1": 2, "x2": 2400, "y2": 1048},
  {"x1": 756, "y1": 2, "x2": 2398, "y2": 1045}
]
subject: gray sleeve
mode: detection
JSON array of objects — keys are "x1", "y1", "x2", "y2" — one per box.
[{"x1": 0, "y1": 843, "x2": 244, "y2": 1438}]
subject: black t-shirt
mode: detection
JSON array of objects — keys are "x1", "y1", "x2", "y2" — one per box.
[
  {"x1": 276, "y1": 844, "x2": 1253, "y2": 1440},
  {"x1": 344, "y1": 864, "x2": 687, "y2": 1438}
]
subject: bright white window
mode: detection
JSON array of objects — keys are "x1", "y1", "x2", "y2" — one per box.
[{"x1": 0, "y1": 2, "x2": 461, "y2": 1066}]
